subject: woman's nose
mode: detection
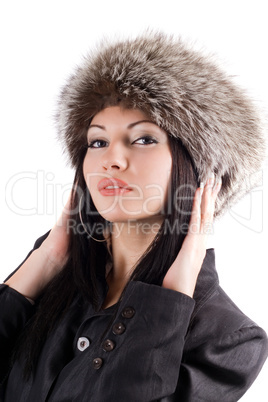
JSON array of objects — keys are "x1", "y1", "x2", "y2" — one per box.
[{"x1": 101, "y1": 144, "x2": 128, "y2": 172}]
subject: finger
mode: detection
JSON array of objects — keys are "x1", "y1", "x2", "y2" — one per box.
[
  {"x1": 200, "y1": 175, "x2": 222, "y2": 235},
  {"x1": 212, "y1": 179, "x2": 222, "y2": 200},
  {"x1": 56, "y1": 191, "x2": 73, "y2": 228},
  {"x1": 205, "y1": 178, "x2": 221, "y2": 218},
  {"x1": 200, "y1": 175, "x2": 215, "y2": 224},
  {"x1": 188, "y1": 186, "x2": 202, "y2": 236}
]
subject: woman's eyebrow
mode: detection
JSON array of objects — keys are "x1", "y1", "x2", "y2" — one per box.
[
  {"x1": 127, "y1": 120, "x2": 157, "y2": 129},
  {"x1": 88, "y1": 120, "x2": 157, "y2": 131},
  {"x1": 88, "y1": 124, "x2": 105, "y2": 131}
]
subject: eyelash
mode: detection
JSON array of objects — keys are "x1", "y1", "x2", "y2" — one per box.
[{"x1": 87, "y1": 135, "x2": 158, "y2": 148}]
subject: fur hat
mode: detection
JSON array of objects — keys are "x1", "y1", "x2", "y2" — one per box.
[{"x1": 56, "y1": 32, "x2": 266, "y2": 217}]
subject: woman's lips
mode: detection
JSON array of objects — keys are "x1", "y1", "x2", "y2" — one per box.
[{"x1": 97, "y1": 178, "x2": 132, "y2": 196}]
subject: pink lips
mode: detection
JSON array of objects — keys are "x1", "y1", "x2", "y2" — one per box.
[{"x1": 97, "y1": 178, "x2": 132, "y2": 196}]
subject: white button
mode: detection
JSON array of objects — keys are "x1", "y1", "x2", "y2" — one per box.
[{"x1": 77, "y1": 337, "x2": 90, "y2": 351}]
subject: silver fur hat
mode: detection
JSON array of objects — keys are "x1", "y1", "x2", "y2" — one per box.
[{"x1": 56, "y1": 32, "x2": 266, "y2": 217}]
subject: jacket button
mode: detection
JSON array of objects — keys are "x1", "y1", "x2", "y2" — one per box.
[
  {"x1": 102, "y1": 339, "x2": 115, "y2": 352},
  {"x1": 93, "y1": 357, "x2": 103, "y2": 370},
  {"x1": 121, "y1": 306, "x2": 135, "y2": 319},
  {"x1": 77, "y1": 337, "x2": 90, "y2": 351},
  {"x1": 112, "y1": 322, "x2": 126, "y2": 335}
]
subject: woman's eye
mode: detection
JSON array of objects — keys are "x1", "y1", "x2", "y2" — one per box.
[
  {"x1": 134, "y1": 136, "x2": 158, "y2": 145},
  {"x1": 87, "y1": 136, "x2": 158, "y2": 148},
  {"x1": 87, "y1": 139, "x2": 108, "y2": 148}
]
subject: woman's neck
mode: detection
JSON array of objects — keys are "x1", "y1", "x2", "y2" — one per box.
[
  {"x1": 102, "y1": 217, "x2": 162, "y2": 309},
  {"x1": 109, "y1": 217, "x2": 163, "y2": 280}
]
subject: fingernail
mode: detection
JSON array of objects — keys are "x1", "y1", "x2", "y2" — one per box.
[
  {"x1": 208, "y1": 174, "x2": 215, "y2": 186},
  {"x1": 215, "y1": 179, "x2": 222, "y2": 190},
  {"x1": 199, "y1": 182, "x2": 204, "y2": 189}
]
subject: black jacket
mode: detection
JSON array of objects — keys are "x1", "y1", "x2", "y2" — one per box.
[{"x1": 0, "y1": 234, "x2": 267, "y2": 401}]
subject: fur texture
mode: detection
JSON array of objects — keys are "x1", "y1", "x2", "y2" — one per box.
[{"x1": 56, "y1": 32, "x2": 266, "y2": 216}]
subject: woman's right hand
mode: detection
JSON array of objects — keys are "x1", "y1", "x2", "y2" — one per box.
[
  {"x1": 5, "y1": 190, "x2": 74, "y2": 301},
  {"x1": 40, "y1": 191, "x2": 73, "y2": 270},
  {"x1": 162, "y1": 176, "x2": 221, "y2": 298}
]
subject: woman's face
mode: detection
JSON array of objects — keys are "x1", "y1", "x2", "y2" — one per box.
[{"x1": 83, "y1": 106, "x2": 172, "y2": 223}]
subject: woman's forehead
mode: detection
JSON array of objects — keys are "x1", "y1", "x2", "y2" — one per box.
[
  {"x1": 90, "y1": 106, "x2": 151, "y2": 125},
  {"x1": 88, "y1": 107, "x2": 167, "y2": 137}
]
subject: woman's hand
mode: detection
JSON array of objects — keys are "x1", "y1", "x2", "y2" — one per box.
[
  {"x1": 5, "y1": 191, "x2": 74, "y2": 300},
  {"x1": 162, "y1": 175, "x2": 221, "y2": 298},
  {"x1": 39, "y1": 191, "x2": 73, "y2": 269}
]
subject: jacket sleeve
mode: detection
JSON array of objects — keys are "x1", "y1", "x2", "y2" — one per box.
[
  {"x1": 0, "y1": 285, "x2": 35, "y2": 384},
  {"x1": 0, "y1": 231, "x2": 50, "y2": 386},
  {"x1": 174, "y1": 287, "x2": 268, "y2": 402}
]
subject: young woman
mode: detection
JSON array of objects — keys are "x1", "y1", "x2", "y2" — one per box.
[{"x1": 1, "y1": 32, "x2": 267, "y2": 401}]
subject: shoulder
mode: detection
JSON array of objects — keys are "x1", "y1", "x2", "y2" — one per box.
[
  {"x1": 189, "y1": 285, "x2": 266, "y2": 345},
  {"x1": 188, "y1": 248, "x2": 267, "y2": 346},
  {"x1": 176, "y1": 251, "x2": 268, "y2": 400}
]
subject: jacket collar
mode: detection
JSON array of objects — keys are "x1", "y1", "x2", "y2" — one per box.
[
  {"x1": 98, "y1": 248, "x2": 219, "y2": 308},
  {"x1": 193, "y1": 248, "x2": 219, "y2": 304}
]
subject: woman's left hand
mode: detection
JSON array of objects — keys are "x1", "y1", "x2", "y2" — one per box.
[{"x1": 162, "y1": 175, "x2": 221, "y2": 298}]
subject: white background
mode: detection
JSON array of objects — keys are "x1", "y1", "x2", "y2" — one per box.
[{"x1": 0, "y1": 1, "x2": 267, "y2": 400}]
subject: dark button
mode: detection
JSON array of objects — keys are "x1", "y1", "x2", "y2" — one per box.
[
  {"x1": 121, "y1": 306, "x2": 135, "y2": 319},
  {"x1": 102, "y1": 339, "x2": 115, "y2": 352},
  {"x1": 77, "y1": 337, "x2": 90, "y2": 352},
  {"x1": 93, "y1": 357, "x2": 103, "y2": 370},
  {"x1": 112, "y1": 322, "x2": 126, "y2": 335}
]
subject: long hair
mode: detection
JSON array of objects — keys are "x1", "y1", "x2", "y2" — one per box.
[{"x1": 13, "y1": 133, "x2": 198, "y2": 379}]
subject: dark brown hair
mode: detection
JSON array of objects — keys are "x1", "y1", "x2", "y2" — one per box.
[{"x1": 13, "y1": 122, "x2": 198, "y2": 379}]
